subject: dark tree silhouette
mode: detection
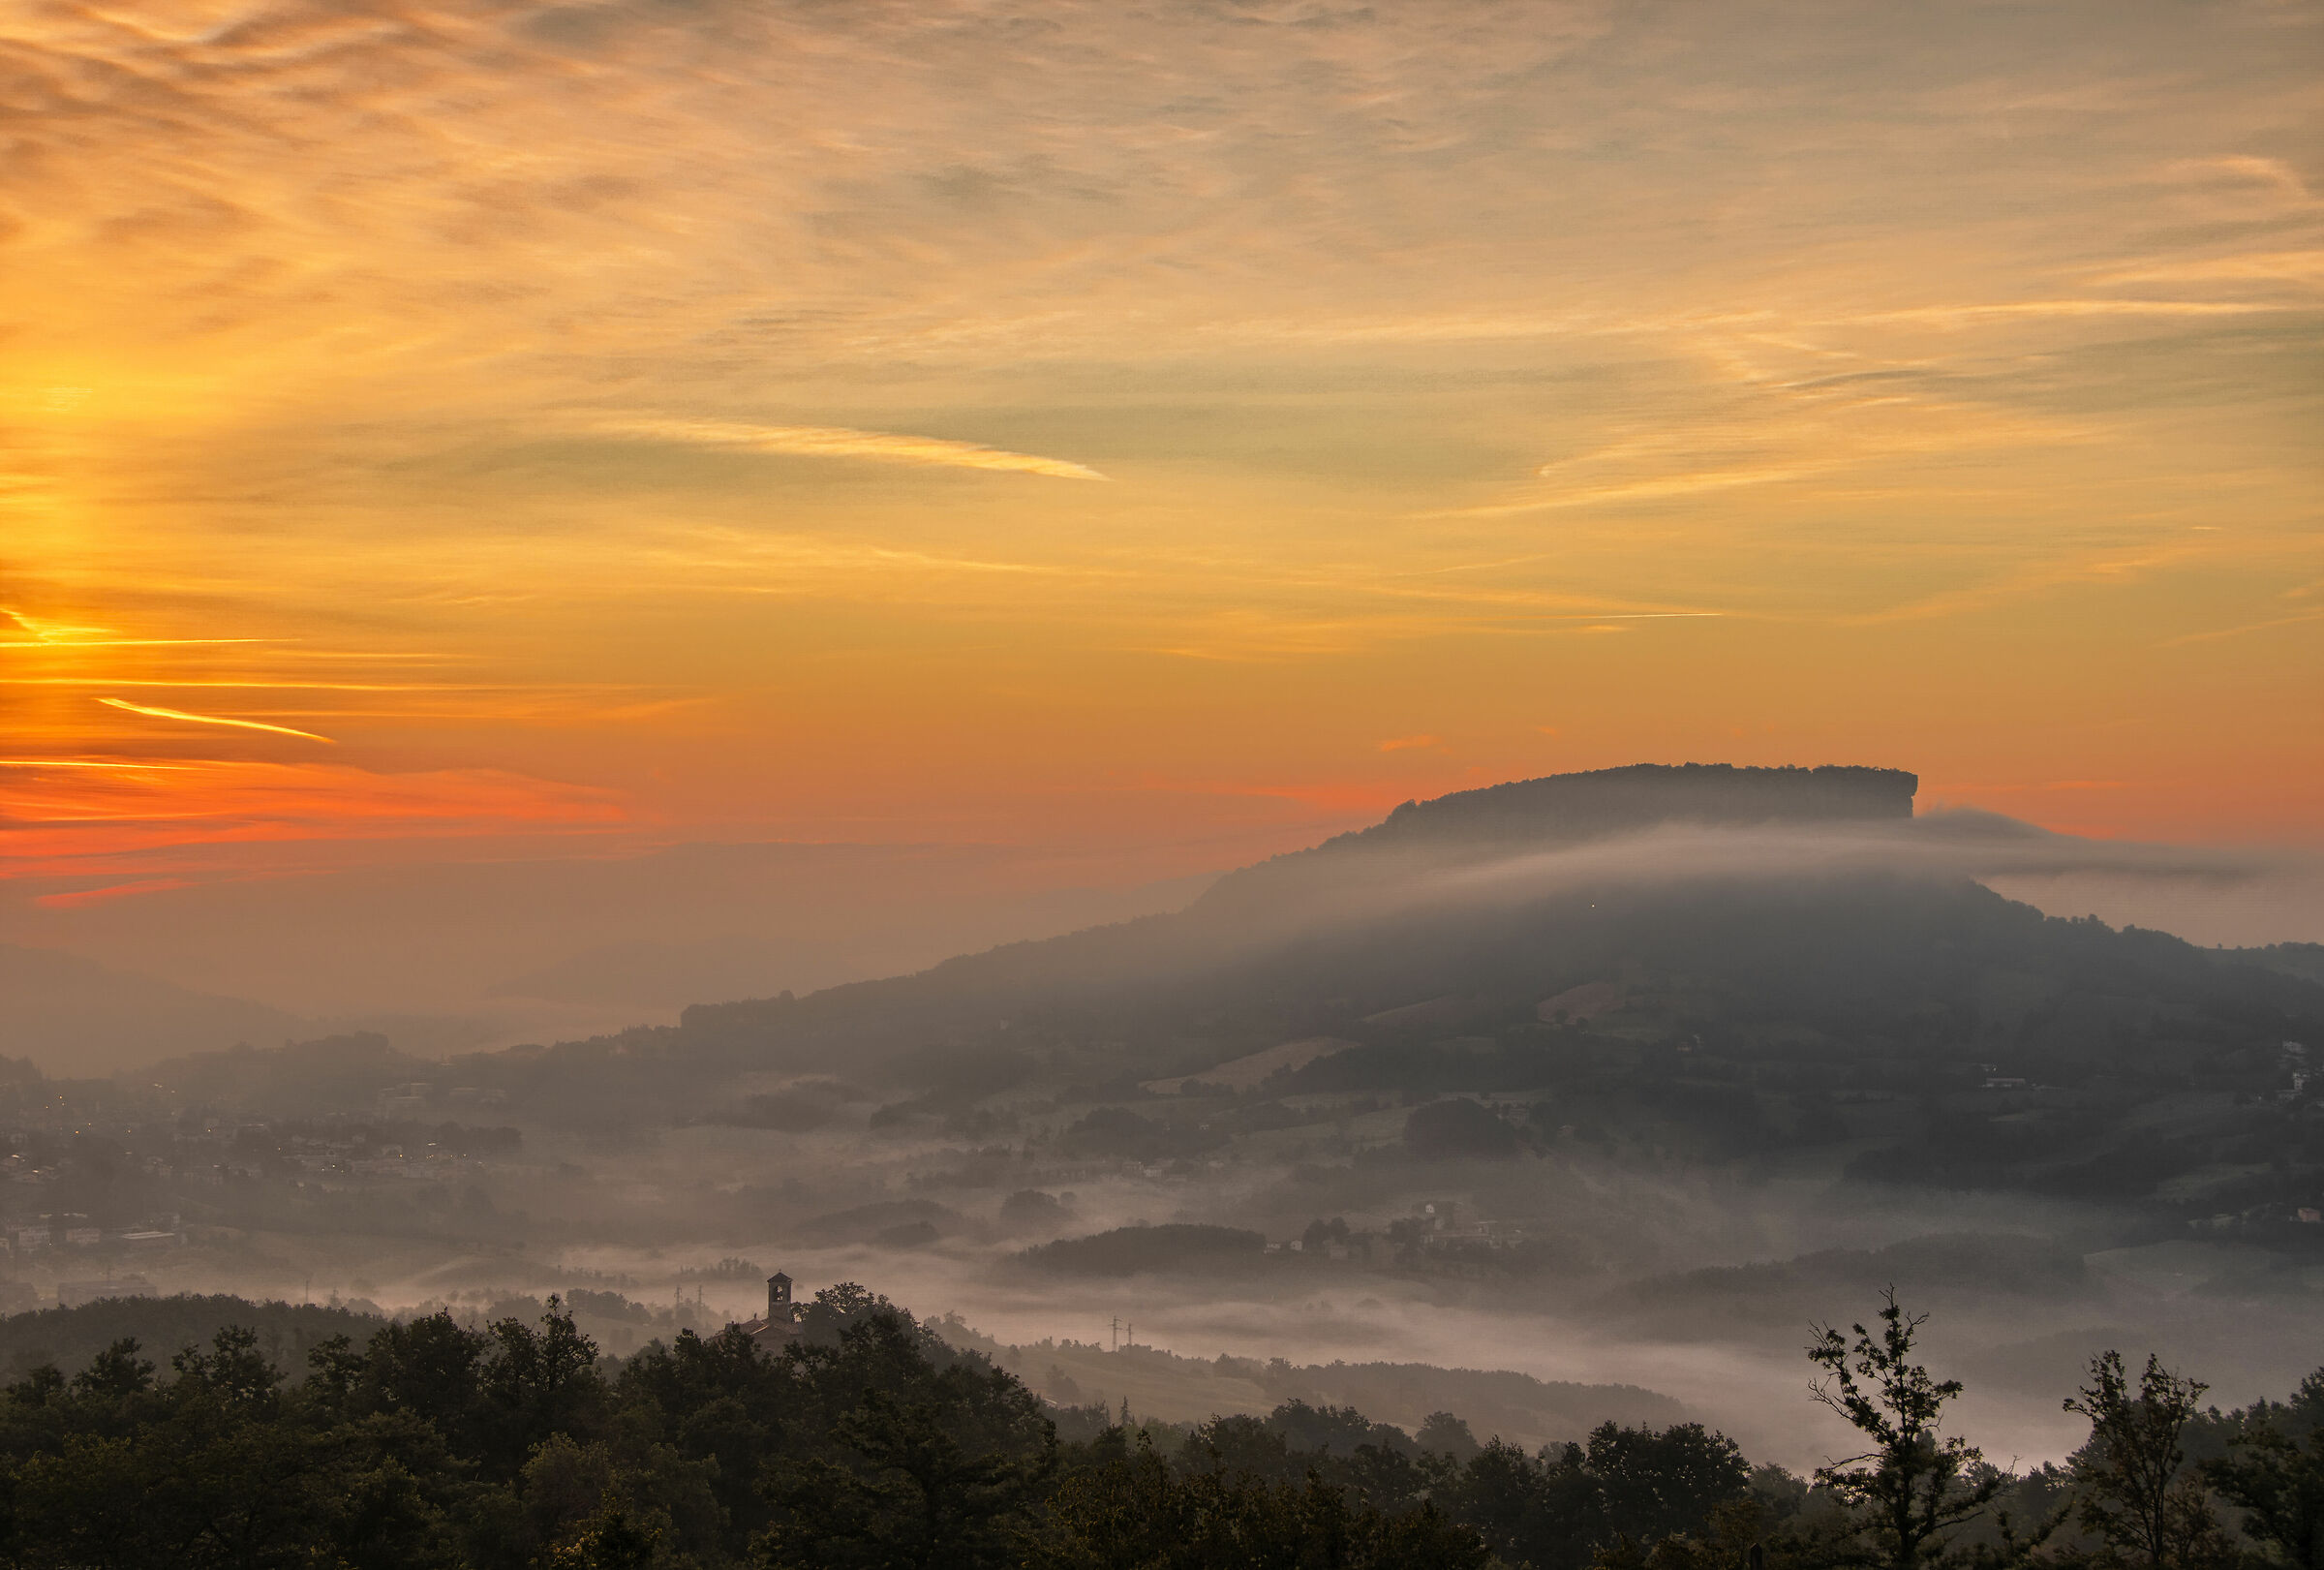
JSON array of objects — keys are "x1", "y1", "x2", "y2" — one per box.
[
  {"x1": 2207, "y1": 1371, "x2": 2324, "y2": 1570},
  {"x1": 756, "y1": 1308, "x2": 1056, "y2": 1569},
  {"x1": 2064, "y1": 1352, "x2": 2222, "y2": 1570},
  {"x1": 1807, "y1": 1289, "x2": 2000, "y2": 1570},
  {"x1": 1032, "y1": 1436, "x2": 1489, "y2": 1569}
]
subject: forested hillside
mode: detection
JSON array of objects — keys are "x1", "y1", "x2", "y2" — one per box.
[{"x1": 0, "y1": 1285, "x2": 2314, "y2": 1570}]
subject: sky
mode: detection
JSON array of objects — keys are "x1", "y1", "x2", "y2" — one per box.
[{"x1": 2, "y1": 0, "x2": 2320, "y2": 1015}]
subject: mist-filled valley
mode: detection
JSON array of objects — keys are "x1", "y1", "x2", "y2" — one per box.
[{"x1": 5, "y1": 763, "x2": 2320, "y2": 1558}]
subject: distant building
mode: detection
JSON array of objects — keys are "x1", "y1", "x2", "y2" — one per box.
[
  {"x1": 378, "y1": 1083, "x2": 433, "y2": 1119},
  {"x1": 732, "y1": 1271, "x2": 802, "y2": 1346}
]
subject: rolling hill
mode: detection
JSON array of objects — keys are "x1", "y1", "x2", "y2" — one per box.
[{"x1": 0, "y1": 944, "x2": 305, "y2": 1077}]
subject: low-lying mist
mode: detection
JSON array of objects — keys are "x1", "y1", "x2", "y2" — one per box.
[{"x1": 6, "y1": 772, "x2": 2319, "y2": 1482}]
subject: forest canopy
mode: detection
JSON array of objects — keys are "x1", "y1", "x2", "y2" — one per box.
[{"x1": 0, "y1": 1284, "x2": 2314, "y2": 1570}]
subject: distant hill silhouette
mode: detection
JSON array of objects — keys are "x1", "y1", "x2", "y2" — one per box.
[
  {"x1": 1274, "y1": 762, "x2": 1910, "y2": 856},
  {"x1": 0, "y1": 1294, "x2": 385, "y2": 1381},
  {"x1": 670, "y1": 763, "x2": 1942, "y2": 1062},
  {"x1": 2235, "y1": 941, "x2": 2324, "y2": 986},
  {"x1": 146, "y1": 1031, "x2": 442, "y2": 1117},
  {"x1": 340, "y1": 761, "x2": 2322, "y2": 1219},
  {"x1": 0, "y1": 944, "x2": 303, "y2": 1077},
  {"x1": 1195, "y1": 762, "x2": 1918, "y2": 920}
]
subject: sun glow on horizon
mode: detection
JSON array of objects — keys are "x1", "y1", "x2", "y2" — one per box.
[{"x1": 2, "y1": 0, "x2": 2318, "y2": 922}]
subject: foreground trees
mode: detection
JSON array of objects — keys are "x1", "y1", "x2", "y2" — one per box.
[
  {"x1": 0, "y1": 1290, "x2": 1491, "y2": 1568},
  {"x1": 2064, "y1": 1353, "x2": 2223, "y2": 1570},
  {"x1": 0, "y1": 1283, "x2": 2312, "y2": 1570},
  {"x1": 1031, "y1": 1439, "x2": 1488, "y2": 1569},
  {"x1": 1436, "y1": 1420, "x2": 1753, "y2": 1567},
  {"x1": 2204, "y1": 1373, "x2": 2324, "y2": 1570},
  {"x1": 756, "y1": 1311, "x2": 1057, "y2": 1568},
  {"x1": 1808, "y1": 1289, "x2": 2004, "y2": 1570}
]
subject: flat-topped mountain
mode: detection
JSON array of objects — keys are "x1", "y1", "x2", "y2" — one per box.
[
  {"x1": 1332, "y1": 763, "x2": 1914, "y2": 849},
  {"x1": 496, "y1": 762, "x2": 2316, "y2": 1114},
  {"x1": 1197, "y1": 763, "x2": 1919, "y2": 913},
  {"x1": 124, "y1": 762, "x2": 2324, "y2": 1225}
]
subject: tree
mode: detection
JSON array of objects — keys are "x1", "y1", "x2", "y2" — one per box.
[
  {"x1": 1432, "y1": 1435, "x2": 1607, "y2": 1570},
  {"x1": 1302, "y1": 1217, "x2": 1352, "y2": 1253},
  {"x1": 1032, "y1": 1437, "x2": 1490, "y2": 1569},
  {"x1": 2207, "y1": 1415, "x2": 2324, "y2": 1570},
  {"x1": 1594, "y1": 1496, "x2": 1795, "y2": 1570},
  {"x1": 756, "y1": 1308, "x2": 1056, "y2": 1569},
  {"x1": 72, "y1": 1339, "x2": 155, "y2": 1401},
  {"x1": 1184, "y1": 1412, "x2": 1297, "y2": 1483},
  {"x1": 323, "y1": 1308, "x2": 489, "y2": 1446},
  {"x1": 540, "y1": 1496, "x2": 658, "y2": 1570},
  {"x1": 1586, "y1": 1420, "x2": 1751, "y2": 1546},
  {"x1": 615, "y1": 1322, "x2": 793, "y2": 1550},
  {"x1": 1404, "y1": 1097, "x2": 1523, "y2": 1159},
  {"x1": 1807, "y1": 1289, "x2": 2000, "y2": 1570},
  {"x1": 814, "y1": 1281, "x2": 885, "y2": 1318},
  {"x1": 171, "y1": 1325, "x2": 279, "y2": 1406},
  {"x1": 1265, "y1": 1400, "x2": 1411, "y2": 1461},
  {"x1": 482, "y1": 1296, "x2": 601, "y2": 1447},
  {"x1": 2, "y1": 1327, "x2": 418, "y2": 1570},
  {"x1": 1416, "y1": 1411, "x2": 1482, "y2": 1462},
  {"x1": 2063, "y1": 1351, "x2": 2221, "y2": 1570}
]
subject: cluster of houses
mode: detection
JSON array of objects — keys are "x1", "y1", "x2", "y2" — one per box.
[
  {"x1": 375, "y1": 1083, "x2": 509, "y2": 1119},
  {"x1": 282, "y1": 1140, "x2": 486, "y2": 1185},
  {"x1": 3, "y1": 1213, "x2": 182, "y2": 1257},
  {"x1": 1261, "y1": 1200, "x2": 1537, "y2": 1266}
]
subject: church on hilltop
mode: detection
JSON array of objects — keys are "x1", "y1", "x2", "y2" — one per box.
[{"x1": 732, "y1": 1271, "x2": 802, "y2": 1345}]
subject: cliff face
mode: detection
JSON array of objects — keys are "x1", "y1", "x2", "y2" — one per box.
[
  {"x1": 1356, "y1": 763, "x2": 1917, "y2": 848},
  {"x1": 1195, "y1": 764, "x2": 1918, "y2": 915}
]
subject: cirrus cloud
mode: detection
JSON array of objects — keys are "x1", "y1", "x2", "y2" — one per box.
[{"x1": 598, "y1": 419, "x2": 1109, "y2": 481}]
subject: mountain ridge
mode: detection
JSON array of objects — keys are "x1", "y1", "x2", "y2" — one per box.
[{"x1": 1197, "y1": 762, "x2": 1918, "y2": 910}]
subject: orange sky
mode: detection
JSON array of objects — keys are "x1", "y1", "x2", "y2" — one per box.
[{"x1": 3, "y1": 0, "x2": 2320, "y2": 944}]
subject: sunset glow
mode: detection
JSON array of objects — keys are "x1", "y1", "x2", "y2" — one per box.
[{"x1": 3, "y1": 0, "x2": 2319, "y2": 931}]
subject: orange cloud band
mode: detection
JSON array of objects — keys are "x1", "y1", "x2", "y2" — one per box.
[{"x1": 0, "y1": 758, "x2": 630, "y2": 884}]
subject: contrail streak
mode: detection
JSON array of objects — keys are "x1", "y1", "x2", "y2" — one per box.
[{"x1": 97, "y1": 696, "x2": 336, "y2": 743}]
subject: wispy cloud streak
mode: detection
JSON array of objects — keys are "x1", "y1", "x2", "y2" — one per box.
[
  {"x1": 97, "y1": 696, "x2": 336, "y2": 743},
  {"x1": 600, "y1": 420, "x2": 1108, "y2": 481},
  {"x1": 1, "y1": 609, "x2": 261, "y2": 649},
  {"x1": 0, "y1": 0, "x2": 2316, "y2": 873}
]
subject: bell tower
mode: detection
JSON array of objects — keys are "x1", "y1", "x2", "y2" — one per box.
[{"x1": 767, "y1": 1271, "x2": 792, "y2": 1321}]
